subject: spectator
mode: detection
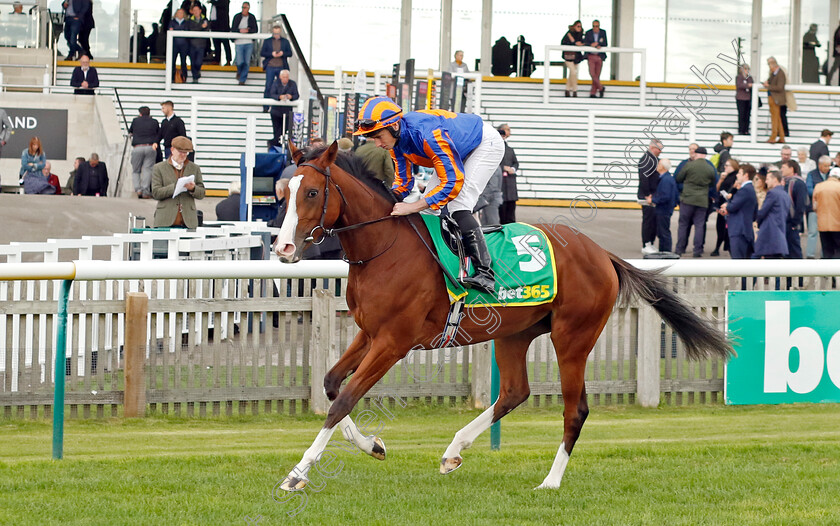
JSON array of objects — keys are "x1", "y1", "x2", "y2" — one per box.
[
  {"x1": 19, "y1": 136, "x2": 46, "y2": 186},
  {"x1": 647, "y1": 157, "x2": 678, "y2": 253},
  {"x1": 754, "y1": 170, "x2": 791, "y2": 258},
  {"x1": 268, "y1": 69, "x2": 299, "y2": 142},
  {"x1": 188, "y1": 4, "x2": 210, "y2": 83},
  {"x1": 637, "y1": 139, "x2": 662, "y2": 255},
  {"x1": 70, "y1": 55, "x2": 99, "y2": 95},
  {"x1": 310, "y1": 137, "x2": 325, "y2": 149},
  {"x1": 75, "y1": 153, "x2": 108, "y2": 196},
  {"x1": 260, "y1": 25, "x2": 293, "y2": 111},
  {"x1": 476, "y1": 164, "x2": 502, "y2": 226},
  {"x1": 673, "y1": 143, "x2": 699, "y2": 185},
  {"x1": 735, "y1": 64, "x2": 753, "y2": 135},
  {"x1": 675, "y1": 146, "x2": 715, "y2": 257},
  {"x1": 62, "y1": 0, "x2": 90, "y2": 61},
  {"x1": 810, "y1": 129, "x2": 832, "y2": 163},
  {"x1": 209, "y1": 0, "x2": 232, "y2": 66},
  {"x1": 711, "y1": 158, "x2": 739, "y2": 256},
  {"x1": 231, "y1": 2, "x2": 258, "y2": 85},
  {"x1": 0, "y1": 107, "x2": 11, "y2": 161},
  {"x1": 812, "y1": 167, "x2": 840, "y2": 258},
  {"x1": 41, "y1": 162, "x2": 61, "y2": 194},
  {"x1": 449, "y1": 50, "x2": 469, "y2": 74},
  {"x1": 806, "y1": 155, "x2": 831, "y2": 258},
  {"x1": 561, "y1": 21, "x2": 584, "y2": 98},
  {"x1": 583, "y1": 20, "x2": 607, "y2": 98},
  {"x1": 355, "y1": 137, "x2": 394, "y2": 187},
  {"x1": 151, "y1": 136, "x2": 206, "y2": 228},
  {"x1": 215, "y1": 179, "x2": 241, "y2": 221},
  {"x1": 128, "y1": 106, "x2": 160, "y2": 198},
  {"x1": 829, "y1": 21, "x2": 840, "y2": 86},
  {"x1": 79, "y1": 1, "x2": 95, "y2": 59},
  {"x1": 772, "y1": 145, "x2": 792, "y2": 168},
  {"x1": 11, "y1": 1, "x2": 24, "y2": 14},
  {"x1": 712, "y1": 132, "x2": 733, "y2": 173},
  {"x1": 720, "y1": 163, "x2": 758, "y2": 259},
  {"x1": 754, "y1": 171, "x2": 768, "y2": 210},
  {"x1": 130, "y1": 25, "x2": 149, "y2": 62},
  {"x1": 798, "y1": 147, "x2": 816, "y2": 176},
  {"x1": 802, "y1": 23, "x2": 821, "y2": 83},
  {"x1": 159, "y1": 100, "x2": 187, "y2": 159},
  {"x1": 63, "y1": 156, "x2": 86, "y2": 195},
  {"x1": 498, "y1": 123, "x2": 519, "y2": 224},
  {"x1": 149, "y1": 23, "x2": 160, "y2": 58},
  {"x1": 169, "y1": 8, "x2": 190, "y2": 83},
  {"x1": 337, "y1": 137, "x2": 353, "y2": 153},
  {"x1": 763, "y1": 57, "x2": 787, "y2": 143},
  {"x1": 781, "y1": 159, "x2": 808, "y2": 259}
]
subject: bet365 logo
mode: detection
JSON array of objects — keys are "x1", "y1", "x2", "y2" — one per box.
[
  {"x1": 764, "y1": 301, "x2": 840, "y2": 393},
  {"x1": 511, "y1": 234, "x2": 547, "y2": 272}
]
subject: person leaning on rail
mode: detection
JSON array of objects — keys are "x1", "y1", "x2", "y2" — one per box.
[{"x1": 352, "y1": 96, "x2": 505, "y2": 294}]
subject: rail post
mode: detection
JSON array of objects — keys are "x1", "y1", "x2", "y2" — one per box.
[
  {"x1": 124, "y1": 292, "x2": 148, "y2": 418},
  {"x1": 310, "y1": 289, "x2": 337, "y2": 414},
  {"x1": 490, "y1": 342, "x2": 500, "y2": 450},
  {"x1": 471, "y1": 341, "x2": 492, "y2": 408},
  {"x1": 52, "y1": 279, "x2": 72, "y2": 460},
  {"x1": 637, "y1": 304, "x2": 661, "y2": 407}
]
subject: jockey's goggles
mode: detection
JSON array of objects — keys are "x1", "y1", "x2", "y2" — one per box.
[{"x1": 355, "y1": 111, "x2": 402, "y2": 133}]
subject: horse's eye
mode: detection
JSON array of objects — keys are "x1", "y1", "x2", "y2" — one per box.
[{"x1": 307, "y1": 189, "x2": 318, "y2": 198}]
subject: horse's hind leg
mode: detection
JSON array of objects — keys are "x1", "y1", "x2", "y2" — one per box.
[
  {"x1": 536, "y1": 314, "x2": 608, "y2": 489},
  {"x1": 440, "y1": 332, "x2": 533, "y2": 474}
]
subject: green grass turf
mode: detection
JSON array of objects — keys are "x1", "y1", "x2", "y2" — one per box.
[{"x1": 1, "y1": 403, "x2": 839, "y2": 526}]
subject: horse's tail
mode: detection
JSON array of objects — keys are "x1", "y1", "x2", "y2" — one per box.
[{"x1": 608, "y1": 252, "x2": 733, "y2": 361}]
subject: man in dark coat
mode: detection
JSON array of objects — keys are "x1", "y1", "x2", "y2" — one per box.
[
  {"x1": 75, "y1": 153, "x2": 109, "y2": 196},
  {"x1": 78, "y1": 0, "x2": 95, "y2": 59},
  {"x1": 187, "y1": 4, "x2": 210, "y2": 83},
  {"x1": 209, "y1": 0, "x2": 231, "y2": 65},
  {"x1": 720, "y1": 163, "x2": 758, "y2": 259},
  {"x1": 638, "y1": 139, "x2": 662, "y2": 254},
  {"x1": 268, "y1": 69, "x2": 299, "y2": 142},
  {"x1": 70, "y1": 55, "x2": 99, "y2": 94},
  {"x1": 755, "y1": 171, "x2": 791, "y2": 258},
  {"x1": 159, "y1": 100, "x2": 187, "y2": 159},
  {"x1": 498, "y1": 124, "x2": 519, "y2": 224},
  {"x1": 215, "y1": 180, "x2": 240, "y2": 221},
  {"x1": 827, "y1": 23, "x2": 840, "y2": 86},
  {"x1": 809, "y1": 129, "x2": 832, "y2": 163},
  {"x1": 781, "y1": 159, "x2": 808, "y2": 259},
  {"x1": 62, "y1": 0, "x2": 91, "y2": 61},
  {"x1": 583, "y1": 20, "x2": 608, "y2": 97},
  {"x1": 260, "y1": 25, "x2": 293, "y2": 109},
  {"x1": 491, "y1": 37, "x2": 513, "y2": 77}
]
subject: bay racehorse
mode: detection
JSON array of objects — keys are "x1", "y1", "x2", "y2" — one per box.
[{"x1": 274, "y1": 142, "x2": 732, "y2": 491}]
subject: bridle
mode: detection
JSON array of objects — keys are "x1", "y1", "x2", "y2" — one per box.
[{"x1": 297, "y1": 161, "x2": 397, "y2": 264}]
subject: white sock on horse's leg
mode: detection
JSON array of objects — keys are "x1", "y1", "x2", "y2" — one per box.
[
  {"x1": 535, "y1": 442, "x2": 570, "y2": 489},
  {"x1": 442, "y1": 404, "x2": 496, "y2": 462},
  {"x1": 288, "y1": 426, "x2": 338, "y2": 483},
  {"x1": 338, "y1": 415, "x2": 380, "y2": 457}
]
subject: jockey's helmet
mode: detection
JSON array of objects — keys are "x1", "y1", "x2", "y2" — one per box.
[{"x1": 353, "y1": 96, "x2": 403, "y2": 136}]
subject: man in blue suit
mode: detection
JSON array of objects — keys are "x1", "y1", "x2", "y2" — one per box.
[
  {"x1": 69, "y1": 55, "x2": 98, "y2": 94},
  {"x1": 754, "y1": 170, "x2": 791, "y2": 258},
  {"x1": 583, "y1": 20, "x2": 607, "y2": 98},
  {"x1": 62, "y1": 0, "x2": 90, "y2": 61},
  {"x1": 260, "y1": 25, "x2": 293, "y2": 111},
  {"x1": 720, "y1": 163, "x2": 758, "y2": 259}
]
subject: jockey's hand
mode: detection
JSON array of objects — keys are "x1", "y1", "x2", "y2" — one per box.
[{"x1": 391, "y1": 200, "x2": 429, "y2": 216}]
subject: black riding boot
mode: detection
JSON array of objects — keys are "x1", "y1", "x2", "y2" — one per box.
[{"x1": 460, "y1": 227, "x2": 496, "y2": 294}]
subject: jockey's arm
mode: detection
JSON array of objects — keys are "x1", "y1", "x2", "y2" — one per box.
[{"x1": 390, "y1": 151, "x2": 414, "y2": 199}]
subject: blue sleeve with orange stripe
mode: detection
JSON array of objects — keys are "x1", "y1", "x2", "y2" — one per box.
[
  {"x1": 391, "y1": 151, "x2": 414, "y2": 198},
  {"x1": 421, "y1": 129, "x2": 465, "y2": 210}
]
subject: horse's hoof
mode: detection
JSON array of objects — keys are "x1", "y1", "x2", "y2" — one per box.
[
  {"x1": 370, "y1": 436, "x2": 387, "y2": 461},
  {"x1": 279, "y1": 476, "x2": 308, "y2": 492},
  {"x1": 439, "y1": 456, "x2": 462, "y2": 474}
]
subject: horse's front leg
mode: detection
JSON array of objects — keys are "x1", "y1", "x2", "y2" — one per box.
[
  {"x1": 324, "y1": 330, "x2": 371, "y2": 401},
  {"x1": 280, "y1": 337, "x2": 408, "y2": 491}
]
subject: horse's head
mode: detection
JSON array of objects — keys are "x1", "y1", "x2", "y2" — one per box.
[{"x1": 275, "y1": 141, "x2": 343, "y2": 263}]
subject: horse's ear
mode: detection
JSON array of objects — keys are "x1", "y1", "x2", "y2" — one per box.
[
  {"x1": 289, "y1": 141, "x2": 303, "y2": 164},
  {"x1": 321, "y1": 141, "x2": 339, "y2": 166}
]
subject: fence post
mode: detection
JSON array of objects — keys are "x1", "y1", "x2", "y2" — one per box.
[
  {"x1": 471, "y1": 341, "x2": 491, "y2": 408},
  {"x1": 310, "y1": 289, "x2": 337, "y2": 415},
  {"x1": 636, "y1": 305, "x2": 661, "y2": 407},
  {"x1": 124, "y1": 292, "x2": 148, "y2": 417}
]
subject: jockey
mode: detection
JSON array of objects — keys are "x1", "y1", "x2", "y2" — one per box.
[{"x1": 353, "y1": 96, "x2": 505, "y2": 294}]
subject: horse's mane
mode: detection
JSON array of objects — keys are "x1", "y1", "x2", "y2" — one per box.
[{"x1": 301, "y1": 146, "x2": 397, "y2": 204}]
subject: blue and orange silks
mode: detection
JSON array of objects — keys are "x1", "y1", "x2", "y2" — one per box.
[{"x1": 390, "y1": 110, "x2": 484, "y2": 210}]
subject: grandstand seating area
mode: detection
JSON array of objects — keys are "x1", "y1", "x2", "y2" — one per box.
[{"x1": 57, "y1": 62, "x2": 840, "y2": 201}]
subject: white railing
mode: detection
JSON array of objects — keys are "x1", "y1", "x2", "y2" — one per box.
[
  {"x1": 164, "y1": 30, "x2": 273, "y2": 92},
  {"x1": 0, "y1": 63, "x2": 50, "y2": 91},
  {"x1": 543, "y1": 45, "x2": 647, "y2": 107},
  {"x1": 586, "y1": 109, "x2": 696, "y2": 180}
]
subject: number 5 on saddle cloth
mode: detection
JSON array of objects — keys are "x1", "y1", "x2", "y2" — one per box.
[{"x1": 420, "y1": 214, "x2": 558, "y2": 347}]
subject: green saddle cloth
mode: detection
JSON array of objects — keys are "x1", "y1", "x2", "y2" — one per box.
[{"x1": 419, "y1": 214, "x2": 557, "y2": 307}]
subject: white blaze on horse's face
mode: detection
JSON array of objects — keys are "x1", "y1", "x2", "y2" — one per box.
[{"x1": 275, "y1": 174, "x2": 303, "y2": 262}]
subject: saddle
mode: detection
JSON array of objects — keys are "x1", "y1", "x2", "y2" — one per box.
[{"x1": 439, "y1": 215, "x2": 502, "y2": 262}]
